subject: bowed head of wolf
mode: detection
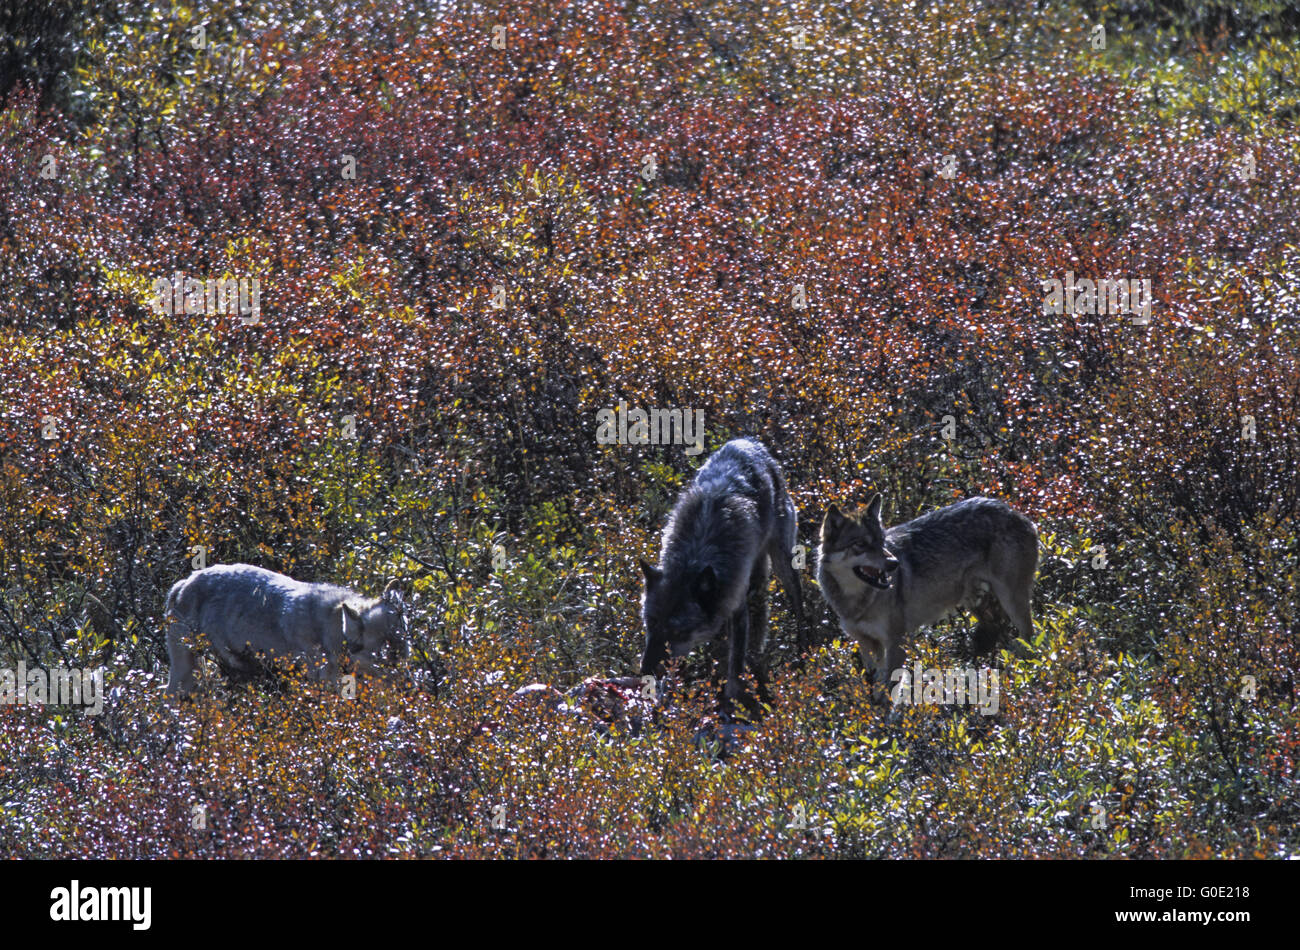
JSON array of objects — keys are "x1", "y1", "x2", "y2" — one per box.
[
  {"x1": 164, "y1": 564, "x2": 407, "y2": 696},
  {"x1": 639, "y1": 438, "x2": 804, "y2": 700},
  {"x1": 817, "y1": 495, "x2": 1037, "y2": 683}
]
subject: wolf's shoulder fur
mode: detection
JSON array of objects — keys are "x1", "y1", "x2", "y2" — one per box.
[{"x1": 656, "y1": 439, "x2": 782, "y2": 611}]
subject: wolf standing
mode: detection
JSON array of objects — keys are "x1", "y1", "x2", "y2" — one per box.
[
  {"x1": 163, "y1": 564, "x2": 407, "y2": 696},
  {"x1": 639, "y1": 438, "x2": 805, "y2": 707},
  {"x1": 817, "y1": 495, "x2": 1037, "y2": 683}
]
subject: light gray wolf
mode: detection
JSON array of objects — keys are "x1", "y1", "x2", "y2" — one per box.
[
  {"x1": 816, "y1": 495, "x2": 1037, "y2": 683},
  {"x1": 639, "y1": 438, "x2": 805, "y2": 707},
  {"x1": 163, "y1": 564, "x2": 407, "y2": 696}
]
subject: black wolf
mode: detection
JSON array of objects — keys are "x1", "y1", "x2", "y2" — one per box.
[{"x1": 639, "y1": 438, "x2": 805, "y2": 707}]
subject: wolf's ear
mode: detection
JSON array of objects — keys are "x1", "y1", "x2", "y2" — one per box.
[
  {"x1": 639, "y1": 559, "x2": 662, "y2": 587},
  {"x1": 337, "y1": 602, "x2": 360, "y2": 637},
  {"x1": 822, "y1": 504, "x2": 846, "y2": 530},
  {"x1": 865, "y1": 493, "x2": 883, "y2": 524},
  {"x1": 381, "y1": 579, "x2": 405, "y2": 608}
]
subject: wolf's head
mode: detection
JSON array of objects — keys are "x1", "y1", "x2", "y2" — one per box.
[
  {"x1": 819, "y1": 494, "x2": 900, "y2": 592},
  {"x1": 638, "y1": 559, "x2": 730, "y2": 677},
  {"x1": 340, "y1": 585, "x2": 408, "y2": 672}
]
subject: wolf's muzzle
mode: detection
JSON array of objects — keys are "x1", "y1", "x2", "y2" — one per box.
[{"x1": 854, "y1": 556, "x2": 899, "y2": 589}]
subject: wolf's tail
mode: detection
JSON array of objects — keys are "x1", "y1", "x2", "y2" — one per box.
[{"x1": 163, "y1": 582, "x2": 181, "y2": 620}]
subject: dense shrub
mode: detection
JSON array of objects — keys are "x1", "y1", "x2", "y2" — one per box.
[{"x1": 0, "y1": 0, "x2": 1295, "y2": 857}]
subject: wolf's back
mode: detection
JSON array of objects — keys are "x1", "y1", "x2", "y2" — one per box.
[
  {"x1": 656, "y1": 438, "x2": 790, "y2": 581},
  {"x1": 889, "y1": 496, "x2": 1038, "y2": 576},
  {"x1": 691, "y1": 438, "x2": 787, "y2": 516}
]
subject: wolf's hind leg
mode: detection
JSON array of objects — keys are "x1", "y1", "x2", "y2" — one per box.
[
  {"x1": 724, "y1": 608, "x2": 751, "y2": 722},
  {"x1": 746, "y1": 554, "x2": 772, "y2": 662},
  {"x1": 990, "y1": 575, "x2": 1033, "y2": 647}
]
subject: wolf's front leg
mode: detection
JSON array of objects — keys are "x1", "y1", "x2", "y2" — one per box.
[
  {"x1": 854, "y1": 634, "x2": 897, "y2": 704},
  {"x1": 725, "y1": 606, "x2": 749, "y2": 720},
  {"x1": 301, "y1": 642, "x2": 336, "y2": 685},
  {"x1": 165, "y1": 621, "x2": 198, "y2": 697},
  {"x1": 878, "y1": 637, "x2": 903, "y2": 687}
]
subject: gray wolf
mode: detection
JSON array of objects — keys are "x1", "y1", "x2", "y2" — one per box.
[
  {"x1": 163, "y1": 564, "x2": 407, "y2": 696},
  {"x1": 816, "y1": 495, "x2": 1037, "y2": 683},
  {"x1": 639, "y1": 438, "x2": 805, "y2": 706}
]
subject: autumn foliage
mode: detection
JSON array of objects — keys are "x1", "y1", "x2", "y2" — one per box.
[{"x1": 0, "y1": 0, "x2": 1296, "y2": 857}]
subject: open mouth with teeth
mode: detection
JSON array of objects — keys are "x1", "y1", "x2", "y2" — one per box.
[{"x1": 853, "y1": 565, "x2": 892, "y2": 589}]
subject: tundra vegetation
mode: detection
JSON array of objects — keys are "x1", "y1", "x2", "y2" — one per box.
[{"x1": 0, "y1": 0, "x2": 1296, "y2": 857}]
